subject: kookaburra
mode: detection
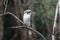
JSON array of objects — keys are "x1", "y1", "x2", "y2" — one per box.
[{"x1": 23, "y1": 10, "x2": 32, "y2": 35}]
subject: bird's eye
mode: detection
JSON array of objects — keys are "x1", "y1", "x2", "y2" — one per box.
[
  {"x1": 27, "y1": 12, "x2": 30, "y2": 13},
  {"x1": 27, "y1": 11, "x2": 31, "y2": 13}
]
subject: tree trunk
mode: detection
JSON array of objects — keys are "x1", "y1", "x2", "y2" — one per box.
[
  {"x1": 0, "y1": 0, "x2": 3, "y2": 40},
  {"x1": 3, "y1": 0, "x2": 21, "y2": 40},
  {"x1": 14, "y1": 0, "x2": 27, "y2": 40}
]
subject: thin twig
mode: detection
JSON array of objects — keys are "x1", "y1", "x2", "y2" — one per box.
[{"x1": 4, "y1": 0, "x2": 8, "y2": 14}]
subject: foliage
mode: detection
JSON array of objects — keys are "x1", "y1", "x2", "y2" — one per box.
[{"x1": 33, "y1": 0, "x2": 57, "y2": 40}]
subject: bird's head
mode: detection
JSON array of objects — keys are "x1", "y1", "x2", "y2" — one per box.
[{"x1": 24, "y1": 10, "x2": 32, "y2": 15}]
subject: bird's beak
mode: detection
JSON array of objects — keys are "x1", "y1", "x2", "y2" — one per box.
[{"x1": 32, "y1": 12, "x2": 36, "y2": 15}]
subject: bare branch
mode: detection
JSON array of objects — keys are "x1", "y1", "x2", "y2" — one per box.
[
  {"x1": 9, "y1": 26, "x2": 47, "y2": 40},
  {"x1": 1, "y1": 12, "x2": 25, "y2": 25}
]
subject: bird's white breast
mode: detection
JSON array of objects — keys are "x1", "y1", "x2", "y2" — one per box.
[{"x1": 23, "y1": 13, "x2": 31, "y2": 26}]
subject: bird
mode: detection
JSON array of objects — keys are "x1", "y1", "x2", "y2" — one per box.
[{"x1": 23, "y1": 10, "x2": 32, "y2": 35}]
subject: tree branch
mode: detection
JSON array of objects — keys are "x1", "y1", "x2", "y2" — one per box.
[
  {"x1": 0, "y1": 12, "x2": 47, "y2": 40},
  {"x1": 1, "y1": 12, "x2": 25, "y2": 25}
]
